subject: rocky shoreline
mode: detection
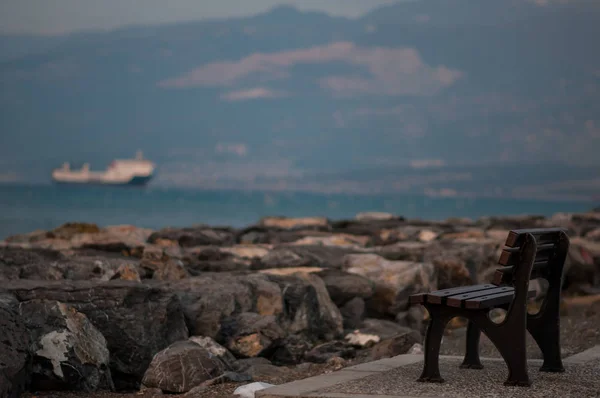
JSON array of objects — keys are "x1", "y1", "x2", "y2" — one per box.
[{"x1": 1, "y1": 210, "x2": 600, "y2": 397}]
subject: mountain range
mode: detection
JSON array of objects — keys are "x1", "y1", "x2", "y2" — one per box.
[{"x1": 1, "y1": 0, "x2": 599, "y2": 200}]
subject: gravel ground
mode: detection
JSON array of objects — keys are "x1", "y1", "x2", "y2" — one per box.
[
  {"x1": 321, "y1": 357, "x2": 600, "y2": 398},
  {"x1": 20, "y1": 296, "x2": 600, "y2": 398}
]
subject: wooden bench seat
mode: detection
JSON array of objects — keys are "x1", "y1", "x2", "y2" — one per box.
[{"x1": 409, "y1": 284, "x2": 537, "y2": 309}]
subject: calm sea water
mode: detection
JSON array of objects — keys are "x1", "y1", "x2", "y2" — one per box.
[{"x1": 0, "y1": 184, "x2": 594, "y2": 239}]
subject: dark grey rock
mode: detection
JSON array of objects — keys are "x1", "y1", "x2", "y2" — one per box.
[
  {"x1": 340, "y1": 297, "x2": 366, "y2": 330},
  {"x1": 303, "y1": 341, "x2": 356, "y2": 363},
  {"x1": 5, "y1": 280, "x2": 189, "y2": 391},
  {"x1": 20, "y1": 300, "x2": 113, "y2": 392},
  {"x1": 315, "y1": 269, "x2": 373, "y2": 306},
  {"x1": 0, "y1": 294, "x2": 31, "y2": 398},
  {"x1": 148, "y1": 226, "x2": 236, "y2": 247},
  {"x1": 252, "y1": 245, "x2": 357, "y2": 270},
  {"x1": 217, "y1": 312, "x2": 285, "y2": 358},
  {"x1": 369, "y1": 330, "x2": 422, "y2": 360},
  {"x1": 141, "y1": 340, "x2": 227, "y2": 393}
]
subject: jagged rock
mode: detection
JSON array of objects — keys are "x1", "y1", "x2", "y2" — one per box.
[
  {"x1": 267, "y1": 334, "x2": 311, "y2": 365},
  {"x1": 152, "y1": 259, "x2": 189, "y2": 280},
  {"x1": 396, "y1": 305, "x2": 426, "y2": 332},
  {"x1": 376, "y1": 241, "x2": 430, "y2": 262},
  {"x1": 330, "y1": 219, "x2": 407, "y2": 240},
  {"x1": 342, "y1": 254, "x2": 436, "y2": 317},
  {"x1": 5, "y1": 280, "x2": 189, "y2": 390},
  {"x1": 564, "y1": 238, "x2": 600, "y2": 289},
  {"x1": 163, "y1": 272, "x2": 342, "y2": 345},
  {"x1": 217, "y1": 313, "x2": 285, "y2": 358},
  {"x1": 369, "y1": 330, "x2": 422, "y2": 360},
  {"x1": 269, "y1": 273, "x2": 343, "y2": 341},
  {"x1": 440, "y1": 228, "x2": 486, "y2": 240},
  {"x1": 232, "y1": 357, "x2": 273, "y2": 372},
  {"x1": 303, "y1": 341, "x2": 356, "y2": 363},
  {"x1": 477, "y1": 215, "x2": 546, "y2": 231},
  {"x1": 0, "y1": 294, "x2": 30, "y2": 398},
  {"x1": 69, "y1": 225, "x2": 152, "y2": 255},
  {"x1": 141, "y1": 340, "x2": 228, "y2": 393},
  {"x1": 184, "y1": 246, "x2": 252, "y2": 273},
  {"x1": 148, "y1": 226, "x2": 236, "y2": 248},
  {"x1": 51, "y1": 222, "x2": 101, "y2": 240},
  {"x1": 108, "y1": 263, "x2": 141, "y2": 282},
  {"x1": 160, "y1": 273, "x2": 280, "y2": 338},
  {"x1": 0, "y1": 247, "x2": 141, "y2": 281},
  {"x1": 423, "y1": 239, "x2": 501, "y2": 288},
  {"x1": 315, "y1": 269, "x2": 373, "y2": 307},
  {"x1": 253, "y1": 245, "x2": 356, "y2": 270},
  {"x1": 340, "y1": 297, "x2": 366, "y2": 330},
  {"x1": 290, "y1": 234, "x2": 372, "y2": 249},
  {"x1": 20, "y1": 300, "x2": 113, "y2": 391},
  {"x1": 585, "y1": 228, "x2": 600, "y2": 241},
  {"x1": 357, "y1": 319, "x2": 415, "y2": 341},
  {"x1": 188, "y1": 336, "x2": 237, "y2": 368},
  {"x1": 236, "y1": 227, "x2": 316, "y2": 245},
  {"x1": 259, "y1": 216, "x2": 330, "y2": 230}
]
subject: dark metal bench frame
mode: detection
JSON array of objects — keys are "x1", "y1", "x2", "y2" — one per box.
[{"x1": 409, "y1": 228, "x2": 570, "y2": 386}]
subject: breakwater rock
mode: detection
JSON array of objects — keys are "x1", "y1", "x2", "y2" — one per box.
[{"x1": 2, "y1": 210, "x2": 600, "y2": 395}]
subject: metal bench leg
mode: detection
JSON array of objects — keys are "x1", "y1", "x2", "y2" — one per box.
[
  {"x1": 528, "y1": 232, "x2": 569, "y2": 373},
  {"x1": 460, "y1": 321, "x2": 483, "y2": 369},
  {"x1": 418, "y1": 306, "x2": 451, "y2": 383}
]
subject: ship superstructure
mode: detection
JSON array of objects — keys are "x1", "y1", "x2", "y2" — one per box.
[{"x1": 52, "y1": 151, "x2": 155, "y2": 186}]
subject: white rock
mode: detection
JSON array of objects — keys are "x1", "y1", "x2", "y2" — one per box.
[
  {"x1": 355, "y1": 212, "x2": 396, "y2": 221},
  {"x1": 418, "y1": 229, "x2": 438, "y2": 242},
  {"x1": 407, "y1": 343, "x2": 424, "y2": 355},
  {"x1": 233, "y1": 382, "x2": 276, "y2": 398},
  {"x1": 344, "y1": 330, "x2": 381, "y2": 347}
]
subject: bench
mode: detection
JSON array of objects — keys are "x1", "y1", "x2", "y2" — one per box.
[{"x1": 409, "y1": 228, "x2": 570, "y2": 386}]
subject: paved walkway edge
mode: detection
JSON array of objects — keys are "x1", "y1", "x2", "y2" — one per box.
[{"x1": 256, "y1": 346, "x2": 600, "y2": 398}]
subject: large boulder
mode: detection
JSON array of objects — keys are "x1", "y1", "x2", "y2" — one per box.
[
  {"x1": 564, "y1": 238, "x2": 600, "y2": 290},
  {"x1": 314, "y1": 269, "x2": 373, "y2": 307},
  {"x1": 0, "y1": 293, "x2": 31, "y2": 398},
  {"x1": 268, "y1": 273, "x2": 343, "y2": 341},
  {"x1": 20, "y1": 300, "x2": 113, "y2": 392},
  {"x1": 342, "y1": 254, "x2": 436, "y2": 317},
  {"x1": 141, "y1": 340, "x2": 228, "y2": 393},
  {"x1": 163, "y1": 272, "x2": 343, "y2": 346},
  {"x1": 4, "y1": 280, "x2": 189, "y2": 390},
  {"x1": 258, "y1": 216, "x2": 330, "y2": 230},
  {"x1": 217, "y1": 313, "x2": 285, "y2": 358},
  {"x1": 253, "y1": 245, "x2": 357, "y2": 270},
  {"x1": 423, "y1": 239, "x2": 502, "y2": 288},
  {"x1": 0, "y1": 246, "x2": 142, "y2": 282},
  {"x1": 148, "y1": 226, "x2": 236, "y2": 248}
]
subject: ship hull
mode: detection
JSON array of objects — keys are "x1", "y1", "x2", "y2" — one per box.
[{"x1": 52, "y1": 175, "x2": 153, "y2": 187}]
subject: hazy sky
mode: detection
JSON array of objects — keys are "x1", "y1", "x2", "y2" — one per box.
[{"x1": 0, "y1": 0, "x2": 398, "y2": 35}]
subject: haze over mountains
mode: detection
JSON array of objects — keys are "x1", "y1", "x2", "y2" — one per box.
[{"x1": 1, "y1": 0, "x2": 599, "y2": 200}]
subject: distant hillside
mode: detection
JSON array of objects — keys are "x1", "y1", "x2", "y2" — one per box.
[{"x1": 1, "y1": 0, "x2": 599, "y2": 199}]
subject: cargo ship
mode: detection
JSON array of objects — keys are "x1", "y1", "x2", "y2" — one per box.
[{"x1": 52, "y1": 151, "x2": 155, "y2": 186}]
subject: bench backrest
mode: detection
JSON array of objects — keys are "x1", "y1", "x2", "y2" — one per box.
[{"x1": 492, "y1": 228, "x2": 570, "y2": 286}]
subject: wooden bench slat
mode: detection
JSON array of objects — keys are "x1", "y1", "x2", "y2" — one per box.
[
  {"x1": 409, "y1": 293, "x2": 426, "y2": 304},
  {"x1": 505, "y1": 228, "x2": 565, "y2": 248},
  {"x1": 492, "y1": 260, "x2": 548, "y2": 285},
  {"x1": 425, "y1": 284, "x2": 495, "y2": 304},
  {"x1": 464, "y1": 289, "x2": 537, "y2": 309},
  {"x1": 498, "y1": 243, "x2": 556, "y2": 266},
  {"x1": 446, "y1": 286, "x2": 514, "y2": 307}
]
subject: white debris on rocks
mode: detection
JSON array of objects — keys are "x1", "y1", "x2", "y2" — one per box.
[
  {"x1": 233, "y1": 382, "x2": 276, "y2": 398},
  {"x1": 345, "y1": 330, "x2": 381, "y2": 347}
]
